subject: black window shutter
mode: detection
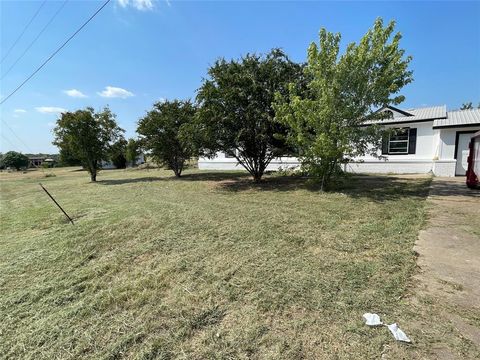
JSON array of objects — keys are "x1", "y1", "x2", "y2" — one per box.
[
  {"x1": 381, "y1": 134, "x2": 389, "y2": 155},
  {"x1": 408, "y1": 128, "x2": 417, "y2": 154}
]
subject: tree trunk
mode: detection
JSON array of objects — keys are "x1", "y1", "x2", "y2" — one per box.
[
  {"x1": 252, "y1": 171, "x2": 263, "y2": 183},
  {"x1": 89, "y1": 167, "x2": 97, "y2": 182},
  {"x1": 173, "y1": 164, "x2": 182, "y2": 177}
]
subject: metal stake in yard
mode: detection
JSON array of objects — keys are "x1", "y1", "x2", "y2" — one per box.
[{"x1": 39, "y1": 183, "x2": 74, "y2": 225}]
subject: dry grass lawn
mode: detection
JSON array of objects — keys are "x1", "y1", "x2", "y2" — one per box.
[{"x1": 0, "y1": 167, "x2": 441, "y2": 359}]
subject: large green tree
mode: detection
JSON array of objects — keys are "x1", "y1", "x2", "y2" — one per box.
[
  {"x1": 0, "y1": 151, "x2": 29, "y2": 170},
  {"x1": 125, "y1": 138, "x2": 140, "y2": 167},
  {"x1": 274, "y1": 18, "x2": 413, "y2": 190},
  {"x1": 58, "y1": 148, "x2": 81, "y2": 167},
  {"x1": 196, "y1": 49, "x2": 305, "y2": 182},
  {"x1": 137, "y1": 100, "x2": 197, "y2": 177},
  {"x1": 53, "y1": 107, "x2": 124, "y2": 181},
  {"x1": 109, "y1": 138, "x2": 128, "y2": 169}
]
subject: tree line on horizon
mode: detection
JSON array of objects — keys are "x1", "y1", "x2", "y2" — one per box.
[{"x1": 49, "y1": 18, "x2": 414, "y2": 190}]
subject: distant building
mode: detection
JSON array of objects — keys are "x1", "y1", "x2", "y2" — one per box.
[
  {"x1": 28, "y1": 156, "x2": 46, "y2": 167},
  {"x1": 28, "y1": 156, "x2": 56, "y2": 168}
]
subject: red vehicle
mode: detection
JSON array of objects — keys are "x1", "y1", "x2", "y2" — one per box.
[{"x1": 466, "y1": 131, "x2": 480, "y2": 189}]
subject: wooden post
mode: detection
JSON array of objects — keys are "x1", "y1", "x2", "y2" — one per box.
[{"x1": 39, "y1": 183, "x2": 74, "y2": 225}]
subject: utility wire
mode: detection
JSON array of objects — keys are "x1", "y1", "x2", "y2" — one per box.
[
  {"x1": 1, "y1": 120, "x2": 33, "y2": 153},
  {"x1": 0, "y1": 0, "x2": 111, "y2": 105},
  {"x1": 1, "y1": 0, "x2": 69, "y2": 81},
  {"x1": 1, "y1": 132, "x2": 18, "y2": 150},
  {"x1": 1, "y1": 0, "x2": 47, "y2": 64}
]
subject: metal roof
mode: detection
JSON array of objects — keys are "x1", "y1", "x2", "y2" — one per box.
[
  {"x1": 368, "y1": 105, "x2": 447, "y2": 125},
  {"x1": 407, "y1": 105, "x2": 447, "y2": 121},
  {"x1": 433, "y1": 108, "x2": 480, "y2": 128}
]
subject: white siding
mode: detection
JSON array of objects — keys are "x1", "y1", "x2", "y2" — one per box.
[
  {"x1": 437, "y1": 127, "x2": 479, "y2": 160},
  {"x1": 358, "y1": 121, "x2": 435, "y2": 161},
  {"x1": 346, "y1": 161, "x2": 433, "y2": 174},
  {"x1": 197, "y1": 123, "x2": 480, "y2": 177},
  {"x1": 198, "y1": 152, "x2": 300, "y2": 171}
]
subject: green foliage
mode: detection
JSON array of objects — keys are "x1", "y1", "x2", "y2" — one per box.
[
  {"x1": 53, "y1": 107, "x2": 124, "y2": 181},
  {"x1": 196, "y1": 49, "x2": 305, "y2": 182},
  {"x1": 109, "y1": 138, "x2": 128, "y2": 169},
  {"x1": 137, "y1": 100, "x2": 197, "y2": 177},
  {"x1": 0, "y1": 151, "x2": 29, "y2": 170},
  {"x1": 274, "y1": 18, "x2": 413, "y2": 190},
  {"x1": 460, "y1": 102, "x2": 480, "y2": 110},
  {"x1": 125, "y1": 138, "x2": 140, "y2": 167},
  {"x1": 58, "y1": 148, "x2": 81, "y2": 167}
]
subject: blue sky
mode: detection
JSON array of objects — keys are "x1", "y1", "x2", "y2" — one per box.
[{"x1": 1, "y1": 0, "x2": 479, "y2": 153}]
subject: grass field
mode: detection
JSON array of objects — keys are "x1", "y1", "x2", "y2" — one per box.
[{"x1": 0, "y1": 167, "x2": 433, "y2": 359}]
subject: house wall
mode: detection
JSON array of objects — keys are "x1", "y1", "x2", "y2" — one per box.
[
  {"x1": 197, "y1": 122, "x2": 480, "y2": 177},
  {"x1": 198, "y1": 152, "x2": 300, "y2": 171},
  {"x1": 433, "y1": 126, "x2": 480, "y2": 176},
  {"x1": 346, "y1": 121, "x2": 436, "y2": 174},
  {"x1": 437, "y1": 126, "x2": 479, "y2": 159}
]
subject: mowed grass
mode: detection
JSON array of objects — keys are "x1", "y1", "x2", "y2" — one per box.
[{"x1": 0, "y1": 167, "x2": 431, "y2": 359}]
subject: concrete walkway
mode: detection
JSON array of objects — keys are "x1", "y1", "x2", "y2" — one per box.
[{"x1": 414, "y1": 177, "x2": 480, "y2": 359}]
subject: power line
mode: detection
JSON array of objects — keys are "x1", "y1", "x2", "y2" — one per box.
[
  {"x1": 0, "y1": 0, "x2": 111, "y2": 106},
  {"x1": 1, "y1": 0, "x2": 69, "y2": 81},
  {"x1": 1, "y1": 0, "x2": 47, "y2": 64},
  {"x1": 0, "y1": 120, "x2": 33, "y2": 153},
  {"x1": 1, "y1": 132, "x2": 18, "y2": 150}
]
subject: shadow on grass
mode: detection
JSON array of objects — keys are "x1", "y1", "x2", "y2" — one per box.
[
  {"x1": 94, "y1": 170, "x2": 479, "y2": 203},
  {"x1": 214, "y1": 173, "x2": 437, "y2": 202},
  {"x1": 96, "y1": 171, "x2": 251, "y2": 186}
]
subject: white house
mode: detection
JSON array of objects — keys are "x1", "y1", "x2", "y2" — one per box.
[
  {"x1": 198, "y1": 105, "x2": 480, "y2": 177},
  {"x1": 101, "y1": 153, "x2": 146, "y2": 169}
]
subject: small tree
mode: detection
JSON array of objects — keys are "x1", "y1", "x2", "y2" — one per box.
[
  {"x1": 460, "y1": 102, "x2": 480, "y2": 110},
  {"x1": 461, "y1": 102, "x2": 473, "y2": 110},
  {"x1": 0, "y1": 151, "x2": 29, "y2": 170},
  {"x1": 196, "y1": 49, "x2": 304, "y2": 182},
  {"x1": 109, "y1": 138, "x2": 127, "y2": 169},
  {"x1": 125, "y1": 138, "x2": 140, "y2": 167},
  {"x1": 137, "y1": 100, "x2": 197, "y2": 177},
  {"x1": 274, "y1": 18, "x2": 413, "y2": 190},
  {"x1": 53, "y1": 107, "x2": 124, "y2": 181}
]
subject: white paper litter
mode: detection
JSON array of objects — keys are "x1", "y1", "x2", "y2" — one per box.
[
  {"x1": 363, "y1": 313, "x2": 383, "y2": 326},
  {"x1": 362, "y1": 313, "x2": 411, "y2": 343},
  {"x1": 387, "y1": 323, "x2": 411, "y2": 343}
]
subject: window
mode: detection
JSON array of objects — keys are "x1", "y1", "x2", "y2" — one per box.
[
  {"x1": 225, "y1": 149, "x2": 236, "y2": 158},
  {"x1": 388, "y1": 128, "x2": 409, "y2": 154},
  {"x1": 384, "y1": 110, "x2": 394, "y2": 119}
]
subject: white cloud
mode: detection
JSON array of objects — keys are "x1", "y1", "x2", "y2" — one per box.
[
  {"x1": 13, "y1": 108, "x2": 27, "y2": 118},
  {"x1": 98, "y1": 86, "x2": 134, "y2": 99},
  {"x1": 36, "y1": 106, "x2": 67, "y2": 114},
  {"x1": 64, "y1": 89, "x2": 87, "y2": 98},
  {"x1": 117, "y1": 0, "x2": 155, "y2": 11}
]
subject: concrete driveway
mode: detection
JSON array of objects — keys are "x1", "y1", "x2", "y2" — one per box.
[{"x1": 414, "y1": 177, "x2": 480, "y2": 359}]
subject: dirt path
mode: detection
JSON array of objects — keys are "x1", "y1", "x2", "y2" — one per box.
[{"x1": 413, "y1": 177, "x2": 480, "y2": 359}]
